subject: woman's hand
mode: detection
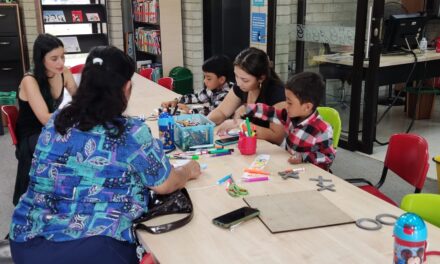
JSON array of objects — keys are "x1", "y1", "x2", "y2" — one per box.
[
  {"x1": 177, "y1": 103, "x2": 190, "y2": 113},
  {"x1": 161, "y1": 99, "x2": 178, "y2": 108},
  {"x1": 216, "y1": 119, "x2": 240, "y2": 137},
  {"x1": 183, "y1": 160, "x2": 201, "y2": 180},
  {"x1": 287, "y1": 152, "x2": 303, "y2": 164}
]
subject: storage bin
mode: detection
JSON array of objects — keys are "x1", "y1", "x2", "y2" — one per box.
[
  {"x1": 173, "y1": 114, "x2": 214, "y2": 151},
  {"x1": 0, "y1": 91, "x2": 16, "y2": 105},
  {"x1": 405, "y1": 87, "x2": 440, "y2": 120},
  {"x1": 169, "y1": 66, "x2": 193, "y2": 95}
]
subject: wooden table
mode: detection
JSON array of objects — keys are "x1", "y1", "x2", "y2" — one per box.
[{"x1": 128, "y1": 73, "x2": 440, "y2": 264}]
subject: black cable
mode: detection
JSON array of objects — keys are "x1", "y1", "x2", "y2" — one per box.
[
  {"x1": 374, "y1": 49, "x2": 419, "y2": 145},
  {"x1": 405, "y1": 60, "x2": 428, "y2": 134},
  {"x1": 376, "y1": 49, "x2": 418, "y2": 125}
]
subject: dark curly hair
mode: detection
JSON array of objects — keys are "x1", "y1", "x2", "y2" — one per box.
[{"x1": 55, "y1": 46, "x2": 135, "y2": 137}]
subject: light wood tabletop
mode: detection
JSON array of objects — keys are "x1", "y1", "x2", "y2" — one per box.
[
  {"x1": 128, "y1": 73, "x2": 440, "y2": 264},
  {"x1": 313, "y1": 49, "x2": 440, "y2": 68}
]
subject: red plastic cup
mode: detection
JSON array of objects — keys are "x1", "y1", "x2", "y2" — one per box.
[{"x1": 238, "y1": 133, "x2": 257, "y2": 155}]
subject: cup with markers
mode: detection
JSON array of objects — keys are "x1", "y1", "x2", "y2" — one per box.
[{"x1": 237, "y1": 117, "x2": 257, "y2": 155}]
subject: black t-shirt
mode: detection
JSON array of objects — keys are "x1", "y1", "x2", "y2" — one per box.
[{"x1": 233, "y1": 79, "x2": 285, "y2": 127}]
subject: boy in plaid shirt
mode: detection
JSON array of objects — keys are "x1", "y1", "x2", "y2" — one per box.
[
  {"x1": 162, "y1": 55, "x2": 233, "y2": 115},
  {"x1": 245, "y1": 72, "x2": 336, "y2": 170}
]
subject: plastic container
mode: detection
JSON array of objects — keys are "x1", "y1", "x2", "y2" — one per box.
[
  {"x1": 393, "y1": 213, "x2": 427, "y2": 264},
  {"x1": 158, "y1": 112, "x2": 175, "y2": 151},
  {"x1": 433, "y1": 155, "x2": 440, "y2": 193},
  {"x1": 419, "y1": 37, "x2": 427, "y2": 53},
  {"x1": 0, "y1": 91, "x2": 17, "y2": 105},
  {"x1": 169, "y1": 66, "x2": 193, "y2": 95},
  {"x1": 173, "y1": 114, "x2": 214, "y2": 151},
  {"x1": 237, "y1": 133, "x2": 257, "y2": 155}
]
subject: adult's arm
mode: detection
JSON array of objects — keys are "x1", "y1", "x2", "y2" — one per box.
[
  {"x1": 252, "y1": 101, "x2": 287, "y2": 145},
  {"x1": 150, "y1": 161, "x2": 201, "y2": 194},
  {"x1": 63, "y1": 66, "x2": 78, "y2": 96},
  {"x1": 207, "y1": 89, "x2": 242, "y2": 125},
  {"x1": 19, "y1": 76, "x2": 51, "y2": 125}
]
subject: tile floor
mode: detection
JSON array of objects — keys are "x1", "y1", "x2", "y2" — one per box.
[{"x1": 331, "y1": 93, "x2": 440, "y2": 180}]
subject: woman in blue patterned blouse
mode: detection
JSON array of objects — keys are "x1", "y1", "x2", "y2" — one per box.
[{"x1": 9, "y1": 46, "x2": 201, "y2": 264}]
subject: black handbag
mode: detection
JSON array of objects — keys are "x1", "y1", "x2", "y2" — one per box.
[{"x1": 133, "y1": 188, "x2": 193, "y2": 234}]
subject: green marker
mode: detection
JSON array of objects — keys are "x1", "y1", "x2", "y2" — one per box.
[
  {"x1": 209, "y1": 149, "x2": 230, "y2": 154},
  {"x1": 245, "y1": 117, "x2": 252, "y2": 136}
]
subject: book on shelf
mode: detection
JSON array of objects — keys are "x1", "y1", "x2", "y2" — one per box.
[
  {"x1": 71, "y1": 10, "x2": 83, "y2": 23},
  {"x1": 43, "y1": 10, "x2": 66, "y2": 23},
  {"x1": 133, "y1": 0, "x2": 159, "y2": 24},
  {"x1": 85, "y1": 12, "x2": 100, "y2": 22},
  {"x1": 42, "y1": 0, "x2": 90, "y2": 4},
  {"x1": 135, "y1": 28, "x2": 161, "y2": 55},
  {"x1": 58, "y1": 36, "x2": 81, "y2": 53}
]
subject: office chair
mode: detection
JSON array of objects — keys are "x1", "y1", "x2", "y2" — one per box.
[
  {"x1": 400, "y1": 193, "x2": 440, "y2": 228},
  {"x1": 1, "y1": 105, "x2": 18, "y2": 146},
  {"x1": 139, "y1": 68, "x2": 153, "y2": 80},
  {"x1": 317, "y1": 106, "x2": 341, "y2": 148},
  {"x1": 69, "y1": 64, "x2": 84, "y2": 74},
  {"x1": 157, "y1": 77, "x2": 174, "y2": 90},
  {"x1": 346, "y1": 133, "x2": 429, "y2": 206}
]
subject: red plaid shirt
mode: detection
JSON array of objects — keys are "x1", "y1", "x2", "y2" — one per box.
[{"x1": 246, "y1": 103, "x2": 336, "y2": 170}]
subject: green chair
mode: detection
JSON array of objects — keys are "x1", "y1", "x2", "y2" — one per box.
[
  {"x1": 400, "y1": 193, "x2": 440, "y2": 228},
  {"x1": 317, "y1": 106, "x2": 341, "y2": 148}
]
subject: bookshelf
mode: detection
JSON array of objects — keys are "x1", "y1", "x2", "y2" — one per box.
[
  {"x1": 36, "y1": 0, "x2": 108, "y2": 62},
  {"x1": 126, "y1": 0, "x2": 183, "y2": 78},
  {"x1": 0, "y1": 3, "x2": 27, "y2": 93}
]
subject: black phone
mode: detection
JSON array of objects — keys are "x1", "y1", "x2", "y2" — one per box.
[
  {"x1": 214, "y1": 136, "x2": 239, "y2": 146},
  {"x1": 212, "y1": 207, "x2": 260, "y2": 228}
]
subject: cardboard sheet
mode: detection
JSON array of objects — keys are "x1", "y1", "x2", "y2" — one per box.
[{"x1": 244, "y1": 191, "x2": 354, "y2": 233}]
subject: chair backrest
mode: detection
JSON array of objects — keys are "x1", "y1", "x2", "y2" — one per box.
[
  {"x1": 157, "y1": 77, "x2": 174, "y2": 90},
  {"x1": 400, "y1": 193, "x2": 440, "y2": 228},
  {"x1": 1, "y1": 105, "x2": 18, "y2": 145},
  {"x1": 139, "y1": 68, "x2": 153, "y2": 80},
  {"x1": 317, "y1": 106, "x2": 341, "y2": 148},
  {"x1": 385, "y1": 133, "x2": 429, "y2": 191},
  {"x1": 69, "y1": 64, "x2": 85, "y2": 74}
]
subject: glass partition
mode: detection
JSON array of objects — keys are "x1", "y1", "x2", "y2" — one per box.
[{"x1": 274, "y1": 0, "x2": 374, "y2": 152}]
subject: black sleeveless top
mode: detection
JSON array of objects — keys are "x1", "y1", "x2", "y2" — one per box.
[
  {"x1": 233, "y1": 79, "x2": 285, "y2": 128},
  {"x1": 16, "y1": 73, "x2": 64, "y2": 139}
]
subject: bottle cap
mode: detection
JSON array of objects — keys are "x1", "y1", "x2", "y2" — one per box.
[{"x1": 393, "y1": 213, "x2": 427, "y2": 242}]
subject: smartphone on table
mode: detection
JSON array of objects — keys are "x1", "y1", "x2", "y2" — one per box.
[
  {"x1": 214, "y1": 136, "x2": 239, "y2": 146},
  {"x1": 212, "y1": 207, "x2": 260, "y2": 228}
]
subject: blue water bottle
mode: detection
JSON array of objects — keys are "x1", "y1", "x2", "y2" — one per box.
[
  {"x1": 158, "y1": 112, "x2": 175, "y2": 151},
  {"x1": 393, "y1": 213, "x2": 427, "y2": 264}
]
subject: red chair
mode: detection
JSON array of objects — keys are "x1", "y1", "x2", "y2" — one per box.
[
  {"x1": 157, "y1": 77, "x2": 174, "y2": 90},
  {"x1": 69, "y1": 64, "x2": 85, "y2": 74},
  {"x1": 346, "y1": 133, "x2": 429, "y2": 206},
  {"x1": 139, "y1": 68, "x2": 153, "y2": 80},
  {"x1": 1, "y1": 105, "x2": 18, "y2": 146}
]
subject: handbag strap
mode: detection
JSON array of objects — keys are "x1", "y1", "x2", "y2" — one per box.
[
  {"x1": 135, "y1": 211, "x2": 193, "y2": 234},
  {"x1": 134, "y1": 188, "x2": 193, "y2": 235}
]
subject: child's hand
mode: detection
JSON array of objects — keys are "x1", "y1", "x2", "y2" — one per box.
[
  {"x1": 216, "y1": 119, "x2": 240, "y2": 136},
  {"x1": 287, "y1": 152, "x2": 302, "y2": 164},
  {"x1": 177, "y1": 103, "x2": 190, "y2": 113},
  {"x1": 161, "y1": 99, "x2": 178, "y2": 108}
]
